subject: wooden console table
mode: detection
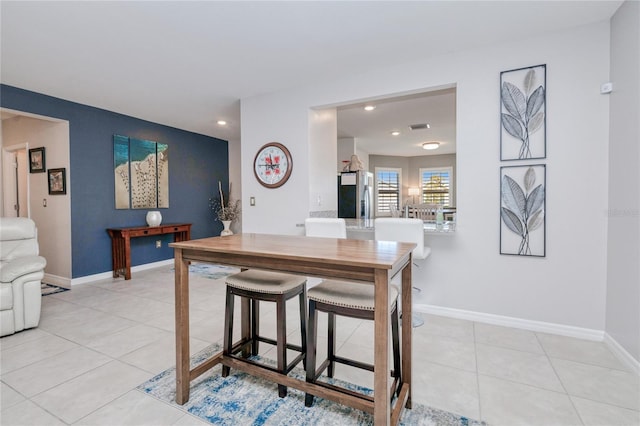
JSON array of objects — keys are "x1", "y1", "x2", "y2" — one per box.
[{"x1": 107, "y1": 223, "x2": 191, "y2": 280}]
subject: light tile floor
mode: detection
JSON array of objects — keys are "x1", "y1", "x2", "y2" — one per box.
[{"x1": 1, "y1": 266, "x2": 638, "y2": 425}]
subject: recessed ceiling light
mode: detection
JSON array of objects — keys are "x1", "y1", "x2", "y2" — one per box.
[
  {"x1": 391, "y1": 131, "x2": 400, "y2": 136},
  {"x1": 422, "y1": 142, "x2": 440, "y2": 150},
  {"x1": 217, "y1": 120, "x2": 227, "y2": 126},
  {"x1": 364, "y1": 105, "x2": 376, "y2": 111}
]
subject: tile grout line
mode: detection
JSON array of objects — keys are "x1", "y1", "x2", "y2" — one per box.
[
  {"x1": 534, "y1": 331, "x2": 586, "y2": 426},
  {"x1": 472, "y1": 321, "x2": 483, "y2": 422}
]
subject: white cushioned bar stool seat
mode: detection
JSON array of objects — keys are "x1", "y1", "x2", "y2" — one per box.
[
  {"x1": 304, "y1": 280, "x2": 402, "y2": 407},
  {"x1": 226, "y1": 270, "x2": 306, "y2": 294},
  {"x1": 307, "y1": 280, "x2": 399, "y2": 311},
  {"x1": 223, "y1": 269, "x2": 307, "y2": 398}
]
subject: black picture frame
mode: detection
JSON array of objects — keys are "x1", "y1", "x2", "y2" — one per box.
[
  {"x1": 500, "y1": 164, "x2": 546, "y2": 257},
  {"x1": 29, "y1": 147, "x2": 46, "y2": 173},
  {"x1": 500, "y1": 64, "x2": 547, "y2": 161},
  {"x1": 48, "y1": 168, "x2": 67, "y2": 195}
]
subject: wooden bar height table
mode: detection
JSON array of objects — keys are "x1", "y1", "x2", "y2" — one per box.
[
  {"x1": 170, "y1": 233, "x2": 415, "y2": 425},
  {"x1": 107, "y1": 223, "x2": 191, "y2": 280}
]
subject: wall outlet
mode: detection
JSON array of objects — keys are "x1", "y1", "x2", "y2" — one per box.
[{"x1": 156, "y1": 240, "x2": 162, "y2": 248}]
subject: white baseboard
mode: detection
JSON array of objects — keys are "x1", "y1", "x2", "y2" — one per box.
[
  {"x1": 70, "y1": 259, "x2": 174, "y2": 286},
  {"x1": 414, "y1": 303, "x2": 605, "y2": 341},
  {"x1": 604, "y1": 332, "x2": 640, "y2": 375},
  {"x1": 43, "y1": 273, "x2": 71, "y2": 289}
]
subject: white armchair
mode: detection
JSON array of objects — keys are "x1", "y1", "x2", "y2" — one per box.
[{"x1": 0, "y1": 218, "x2": 47, "y2": 337}]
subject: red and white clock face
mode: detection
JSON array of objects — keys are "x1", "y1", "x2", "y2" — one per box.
[{"x1": 253, "y1": 142, "x2": 292, "y2": 188}]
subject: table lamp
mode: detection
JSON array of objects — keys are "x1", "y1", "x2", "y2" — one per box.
[{"x1": 408, "y1": 187, "x2": 420, "y2": 204}]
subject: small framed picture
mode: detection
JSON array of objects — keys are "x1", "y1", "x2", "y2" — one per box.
[
  {"x1": 48, "y1": 168, "x2": 67, "y2": 195},
  {"x1": 29, "y1": 147, "x2": 46, "y2": 173}
]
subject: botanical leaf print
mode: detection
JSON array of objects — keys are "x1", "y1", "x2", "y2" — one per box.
[
  {"x1": 501, "y1": 167, "x2": 545, "y2": 255},
  {"x1": 528, "y1": 112, "x2": 544, "y2": 134},
  {"x1": 524, "y1": 167, "x2": 536, "y2": 192},
  {"x1": 501, "y1": 207, "x2": 523, "y2": 235},
  {"x1": 528, "y1": 209, "x2": 544, "y2": 232},
  {"x1": 502, "y1": 82, "x2": 527, "y2": 121},
  {"x1": 502, "y1": 114, "x2": 523, "y2": 140},
  {"x1": 526, "y1": 184, "x2": 545, "y2": 218},
  {"x1": 524, "y1": 68, "x2": 536, "y2": 94},
  {"x1": 526, "y1": 86, "x2": 545, "y2": 118},
  {"x1": 501, "y1": 66, "x2": 546, "y2": 159},
  {"x1": 502, "y1": 175, "x2": 526, "y2": 218}
]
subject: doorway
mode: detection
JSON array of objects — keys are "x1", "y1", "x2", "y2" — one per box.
[{"x1": 2, "y1": 144, "x2": 30, "y2": 218}]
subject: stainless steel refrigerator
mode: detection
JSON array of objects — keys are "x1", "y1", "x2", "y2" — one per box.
[{"x1": 337, "y1": 171, "x2": 373, "y2": 219}]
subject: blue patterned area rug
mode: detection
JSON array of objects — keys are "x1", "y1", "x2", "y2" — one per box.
[
  {"x1": 41, "y1": 282, "x2": 70, "y2": 296},
  {"x1": 170, "y1": 263, "x2": 239, "y2": 280},
  {"x1": 138, "y1": 344, "x2": 485, "y2": 426}
]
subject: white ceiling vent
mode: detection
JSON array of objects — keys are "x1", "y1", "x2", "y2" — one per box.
[{"x1": 409, "y1": 123, "x2": 430, "y2": 130}]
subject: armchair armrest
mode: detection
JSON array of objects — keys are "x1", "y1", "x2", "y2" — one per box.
[{"x1": 0, "y1": 256, "x2": 47, "y2": 283}]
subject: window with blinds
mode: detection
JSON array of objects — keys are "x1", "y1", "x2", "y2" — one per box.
[
  {"x1": 375, "y1": 168, "x2": 401, "y2": 215},
  {"x1": 420, "y1": 167, "x2": 452, "y2": 206}
]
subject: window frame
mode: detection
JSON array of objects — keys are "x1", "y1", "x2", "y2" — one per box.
[
  {"x1": 419, "y1": 166, "x2": 453, "y2": 206},
  {"x1": 374, "y1": 167, "x2": 403, "y2": 216}
]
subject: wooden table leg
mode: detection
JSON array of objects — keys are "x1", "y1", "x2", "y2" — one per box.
[
  {"x1": 111, "y1": 232, "x2": 120, "y2": 278},
  {"x1": 124, "y1": 234, "x2": 132, "y2": 280},
  {"x1": 174, "y1": 249, "x2": 191, "y2": 404},
  {"x1": 401, "y1": 258, "x2": 412, "y2": 409},
  {"x1": 374, "y1": 268, "x2": 390, "y2": 425}
]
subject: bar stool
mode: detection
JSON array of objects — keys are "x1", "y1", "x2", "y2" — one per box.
[
  {"x1": 222, "y1": 269, "x2": 307, "y2": 398},
  {"x1": 304, "y1": 280, "x2": 401, "y2": 407},
  {"x1": 375, "y1": 218, "x2": 431, "y2": 327}
]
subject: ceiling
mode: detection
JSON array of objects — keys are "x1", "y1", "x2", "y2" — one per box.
[
  {"x1": 337, "y1": 88, "x2": 456, "y2": 157},
  {"x1": 1, "y1": 1, "x2": 621, "y2": 150}
]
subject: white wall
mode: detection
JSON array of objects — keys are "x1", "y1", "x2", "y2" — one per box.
[
  {"x1": 606, "y1": 0, "x2": 639, "y2": 361},
  {"x1": 241, "y1": 21, "x2": 612, "y2": 331},
  {"x1": 309, "y1": 109, "x2": 337, "y2": 214},
  {"x1": 228, "y1": 138, "x2": 242, "y2": 234},
  {"x1": 1, "y1": 114, "x2": 72, "y2": 284},
  {"x1": 337, "y1": 137, "x2": 355, "y2": 172}
]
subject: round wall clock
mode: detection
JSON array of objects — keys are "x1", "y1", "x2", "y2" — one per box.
[{"x1": 253, "y1": 142, "x2": 293, "y2": 188}]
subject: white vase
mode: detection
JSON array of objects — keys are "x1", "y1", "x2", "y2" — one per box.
[
  {"x1": 146, "y1": 211, "x2": 162, "y2": 227},
  {"x1": 221, "y1": 220, "x2": 233, "y2": 236}
]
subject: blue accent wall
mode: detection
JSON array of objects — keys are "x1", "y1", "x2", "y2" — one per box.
[{"x1": 1, "y1": 84, "x2": 228, "y2": 278}]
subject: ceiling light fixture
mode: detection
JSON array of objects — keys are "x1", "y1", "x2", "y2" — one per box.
[
  {"x1": 217, "y1": 120, "x2": 227, "y2": 126},
  {"x1": 391, "y1": 131, "x2": 400, "y2": 136},
  {"x1": 422, "y1": 142, "x2": 440, "y2": 150},
  {"x1": 364, "y1": 105, "x2": 376, "y2": 111}
]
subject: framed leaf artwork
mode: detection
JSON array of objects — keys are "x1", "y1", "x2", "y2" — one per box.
[
  {"x1": 500, "y1": 64, "x2": 546, "y2": 160},
  {"x1": 500, "y1": 164, "x2": 546, "y2": 257}
]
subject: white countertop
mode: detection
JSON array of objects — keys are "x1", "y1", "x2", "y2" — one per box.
[{"x1": 344, "y1": 218, "x2": 456, "y2": 234}]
